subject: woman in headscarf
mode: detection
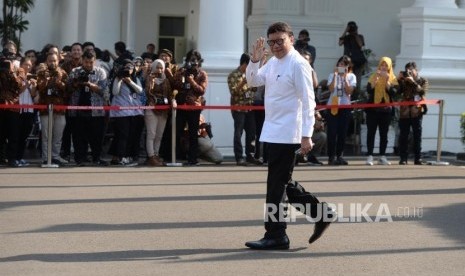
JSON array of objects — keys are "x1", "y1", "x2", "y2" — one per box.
[
  {"x1": 365, "y1": 56, "x2": 398, "y2": 166},
  {"x1": 144, "y1": 59, "x2": 174, "y2": 166}
]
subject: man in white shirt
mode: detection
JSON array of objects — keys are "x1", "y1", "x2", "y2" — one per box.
[{"x1": 245, "y1": 22, "x2": 335, "y2": 250}]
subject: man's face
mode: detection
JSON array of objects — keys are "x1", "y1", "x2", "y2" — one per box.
[
  {"x1": 82, "y1": 57, "x2": 95, "y2": 72},
  {"x1": 159, "y1": 53, "x2": 171, "y2": 64},
  {"x1": 84, "y1": 46, "x2": 95, "y2": 55},
  {"x1": 47, "y1": 54, "x2": 59, "y2": 70},
  {"x1": 298, "y1": 34, "x2": 308, "y2": 42},
  {"x1": 267, "y1": 32, "x2": 294, "y2": 59},
  {"x1": 71, "y1": 45, "x2": 83, "y2": 59}
]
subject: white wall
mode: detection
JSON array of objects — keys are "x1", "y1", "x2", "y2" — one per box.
[
  {"x1": 134, "y1": 0, "x2": 194, "y2": 57},
  {"x1": 20, "y1": 0, "x2": 121, "y2": 52}
]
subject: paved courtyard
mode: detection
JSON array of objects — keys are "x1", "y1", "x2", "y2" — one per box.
[{"x1": 1, "y1": 159, "x2": 465, "y2": 275}]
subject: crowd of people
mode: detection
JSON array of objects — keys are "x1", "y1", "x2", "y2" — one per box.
[
  {"x1": 0, "y1": 20, "x2": 428, "y2": 168},
  {"x1": 0, "y1": 39, "x2": 219, "y2": 167}
]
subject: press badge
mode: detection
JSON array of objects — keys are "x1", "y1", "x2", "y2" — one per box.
[{"x1": 47, "y1": 89, "x2": 52, "y2": 96}]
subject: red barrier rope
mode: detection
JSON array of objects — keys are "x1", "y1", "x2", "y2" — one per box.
[{"x1": 0, "y1": 99, "x2": 441, "y2": 111}]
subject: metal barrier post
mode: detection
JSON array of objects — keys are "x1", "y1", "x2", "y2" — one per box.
[
  {"x1": 166, "y1": 106, "x2": 182, "y2": 167},
  {"x1": 427, "y1": 100, "x2": 449, "y2": 166},
  {"x1": 41, "y1": 104, "x2": 59, "y2": 168}
]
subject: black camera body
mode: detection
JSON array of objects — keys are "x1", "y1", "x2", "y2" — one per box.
[
  {"x1": 402, "y1": 70, "x2": 412, "y2": 78},
  {"x1": 155, "y1": 96, "x2": 169, "y2": 105},
  {"x1": 27, "y1": 74, "x2": 37, "y2": 80},
  {"x1": 0, "y1": 59, "x2": 12, "y2": 73},
  {"x1": 77, "y1": 69, "x2": 95, "y2": 83},
  {"x1": 200, "y1": 122, "x2": 213, "y2": 138},
  {"x1": 117, "y1": 67, "x2": 131, "y2": 78},
  {"x1": 1, "y1": 49, "x2": 16, "y2": 61},
  {"x1": 295, "y1": 39, "x2": 308, "y2": 49}
]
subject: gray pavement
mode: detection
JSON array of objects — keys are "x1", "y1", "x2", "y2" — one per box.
[{"x1": 1, "y1": 159, "x2": 465, "y2": 275}]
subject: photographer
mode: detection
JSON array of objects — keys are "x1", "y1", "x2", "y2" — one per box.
[
  {"x1": 60, "y1": 42, "x2": 83, "y2": 162},
  {"x1": 108, "y1": 59, "x2": 143, "y2": 166},
  {"x1": 172, "y1": 49, "x2": 208, "y2": 166},
  {"x1": 294, "y1": 29, "x2": 316, "y2": 67},
  {"x1": 227, "y1": 53, "x2": 261, "y2": 166},
  {"x1": 0, "y1": 57, "x2": 24, "y2": 167},
  {"x1": 36, "y1": 53, "x2": 68, "y2": 166},
  {"x1": 157, "y1": 48, "x2": 180, "y2": 161},
  {"x1": 16, "y1": 57, "x2": 38, "y2": 167},
  {"x1": 325, "y1": 55, "x2": 356, "y2": 165},
  {"x1": 397, "y1": 61, "x2": 428, "y2": 165},
  {"x1": 339, "y1": 21, "x2": 366, "y2": 97},
  {"x1": 67, "y1": 50, "x2": 108, "y2": 166},
  {"x1": 1, "y1": 40, "x2": 20, "y2": 63},
  {"x1": 144, "y1": 59, "x2": 174, "y2": 166}
]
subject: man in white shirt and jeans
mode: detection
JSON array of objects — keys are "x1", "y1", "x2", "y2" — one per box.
[{"x1": 245, "y1": 22, "x2": 335, "y2": 250}]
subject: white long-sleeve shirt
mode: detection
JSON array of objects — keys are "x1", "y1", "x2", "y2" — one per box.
[{"x1": 246, "y1": 48, "x2": 315, "y2": 144}]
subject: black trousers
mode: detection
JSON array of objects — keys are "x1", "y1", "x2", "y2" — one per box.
[
  {"x1": 366, "y1": 110, "x2": 391, "y2": 155},
  {"x1": 399, "y1": 117, "x2": 422, "y2": 161},
  {"x1": 74, "y1": 116, "x2": 106, "y2": 162},
  {"x1": 17, "y1": 112, "x2": 35, "y2": 160},
  {"x1": 264, "y1": 143, "x2": 320, "y2": 238},
  {"x1": 1, "y1": 110, "x2": 21, "y2": 163},
  {"x1": 326, "y1": 109, "x2": 351, "y2": 159},
  {"x1": 253, "y1": 109, "x2": 267, "y2": 161},
  {"x1": 127, "y1": 115, "x2": 145, "y2": 161},
  {"x1": 231, "y1": 111, "x2": 256, "y2": 161},
  {"x1": 176, "y1": 109, "x2": 201, "y2": 163},
  {"x1": 108, "y1": 116, "x2": 131, "y2": 159}
]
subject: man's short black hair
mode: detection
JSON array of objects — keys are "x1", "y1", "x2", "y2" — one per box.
[
  {"x1": 82, "y1": 41, "x2": 95, "y2": 49},
  {"x1": 267, "y1": 22, "x2": 294, "y2": 37},
  {"x1": 114, "y1": 41, "x2": 126, "y2": 53},
  {"x1": 405, "y1": 61, "x2": 417, "y2": 70},
  {"x1": 240, "y1": 53, "x2": 250, "y2": 65},
  {"x1": 82, "y1": 49, "x2": 96, "y2": 60},
  {"x1": 70, "y1": 42, "x2": 82, "y2": 50}
]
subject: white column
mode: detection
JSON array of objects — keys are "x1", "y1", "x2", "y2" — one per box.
[
  {"x1": 197, "y1": 0, "x2": 245, "y2": 69},
  {"x1": 121, "y1": 0, "x2": 136, "y2": 51}
]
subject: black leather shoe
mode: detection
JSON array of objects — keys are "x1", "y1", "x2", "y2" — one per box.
[
  {"x1": 414, "y1": 159, "x2": 424, "y2": 165},
  {"x1": 309, "y1": 203, "x2": 335, "y2": 244},
  {"x1": 307, "y1": 155, "x2": 323, "y2": 165},
  {"x1": 246, "y1": 156, "x2": 263, "y2": 165},
  {"x1": 336, "y1": 156, "x2": 348, "y2": 165},
  {"x1": 245, "y1": 235, "x2": 290, "y2": 250},
  {"x1": 309, "y1": 220, "x2": 331, "y2": 244},
  {"x1": 399, "y1": 160, "x2": 408, "y2": 165}
]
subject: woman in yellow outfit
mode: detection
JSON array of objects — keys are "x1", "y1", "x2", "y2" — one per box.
[{"x1": 365, "y1": 57, "x2": 398, "y2": 166}]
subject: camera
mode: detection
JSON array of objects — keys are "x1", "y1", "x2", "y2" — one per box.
[
  {"x1": 337, "y1": 66, "x2": 346, "y2": 74},
  {"x1": 402, "y1": 70, "x2": 412, "y2": 78},
  {"x1": 347, "y1": 22, "x2": 357, "y2": 33},
  {"x1": 27, "y1": 74, "x2": 37, "y2": 80},
  {"x1": 117, "y1": 67, "x2": 131, "y2": 78},
  {"x1": 200, "y1": 122, "x2": 213, "y2": 138},
  {"x1": 0, "y1": 59, "x2": 11, "y2": 72},
  {"x1": 295, "y1": 39, "x2": 307, "y2": 49},
  {"x1": 1, "y1": 48, "x2": 16, "y2": 61},
  {"x1": 77, "y1": 69, "x2": 95, "y2": 82},
  {"x1": 155, "y1": 96, "x2": 169, "y2": 105}
]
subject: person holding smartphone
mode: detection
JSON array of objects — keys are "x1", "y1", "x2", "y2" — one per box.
[{"x1": 325, "y1": 55, "x2": 356, "y2": 165}]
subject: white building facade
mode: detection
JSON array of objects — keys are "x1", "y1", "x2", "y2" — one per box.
[{"x1": 18, "y1": 0, "x2": 465, "y2": 155}]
